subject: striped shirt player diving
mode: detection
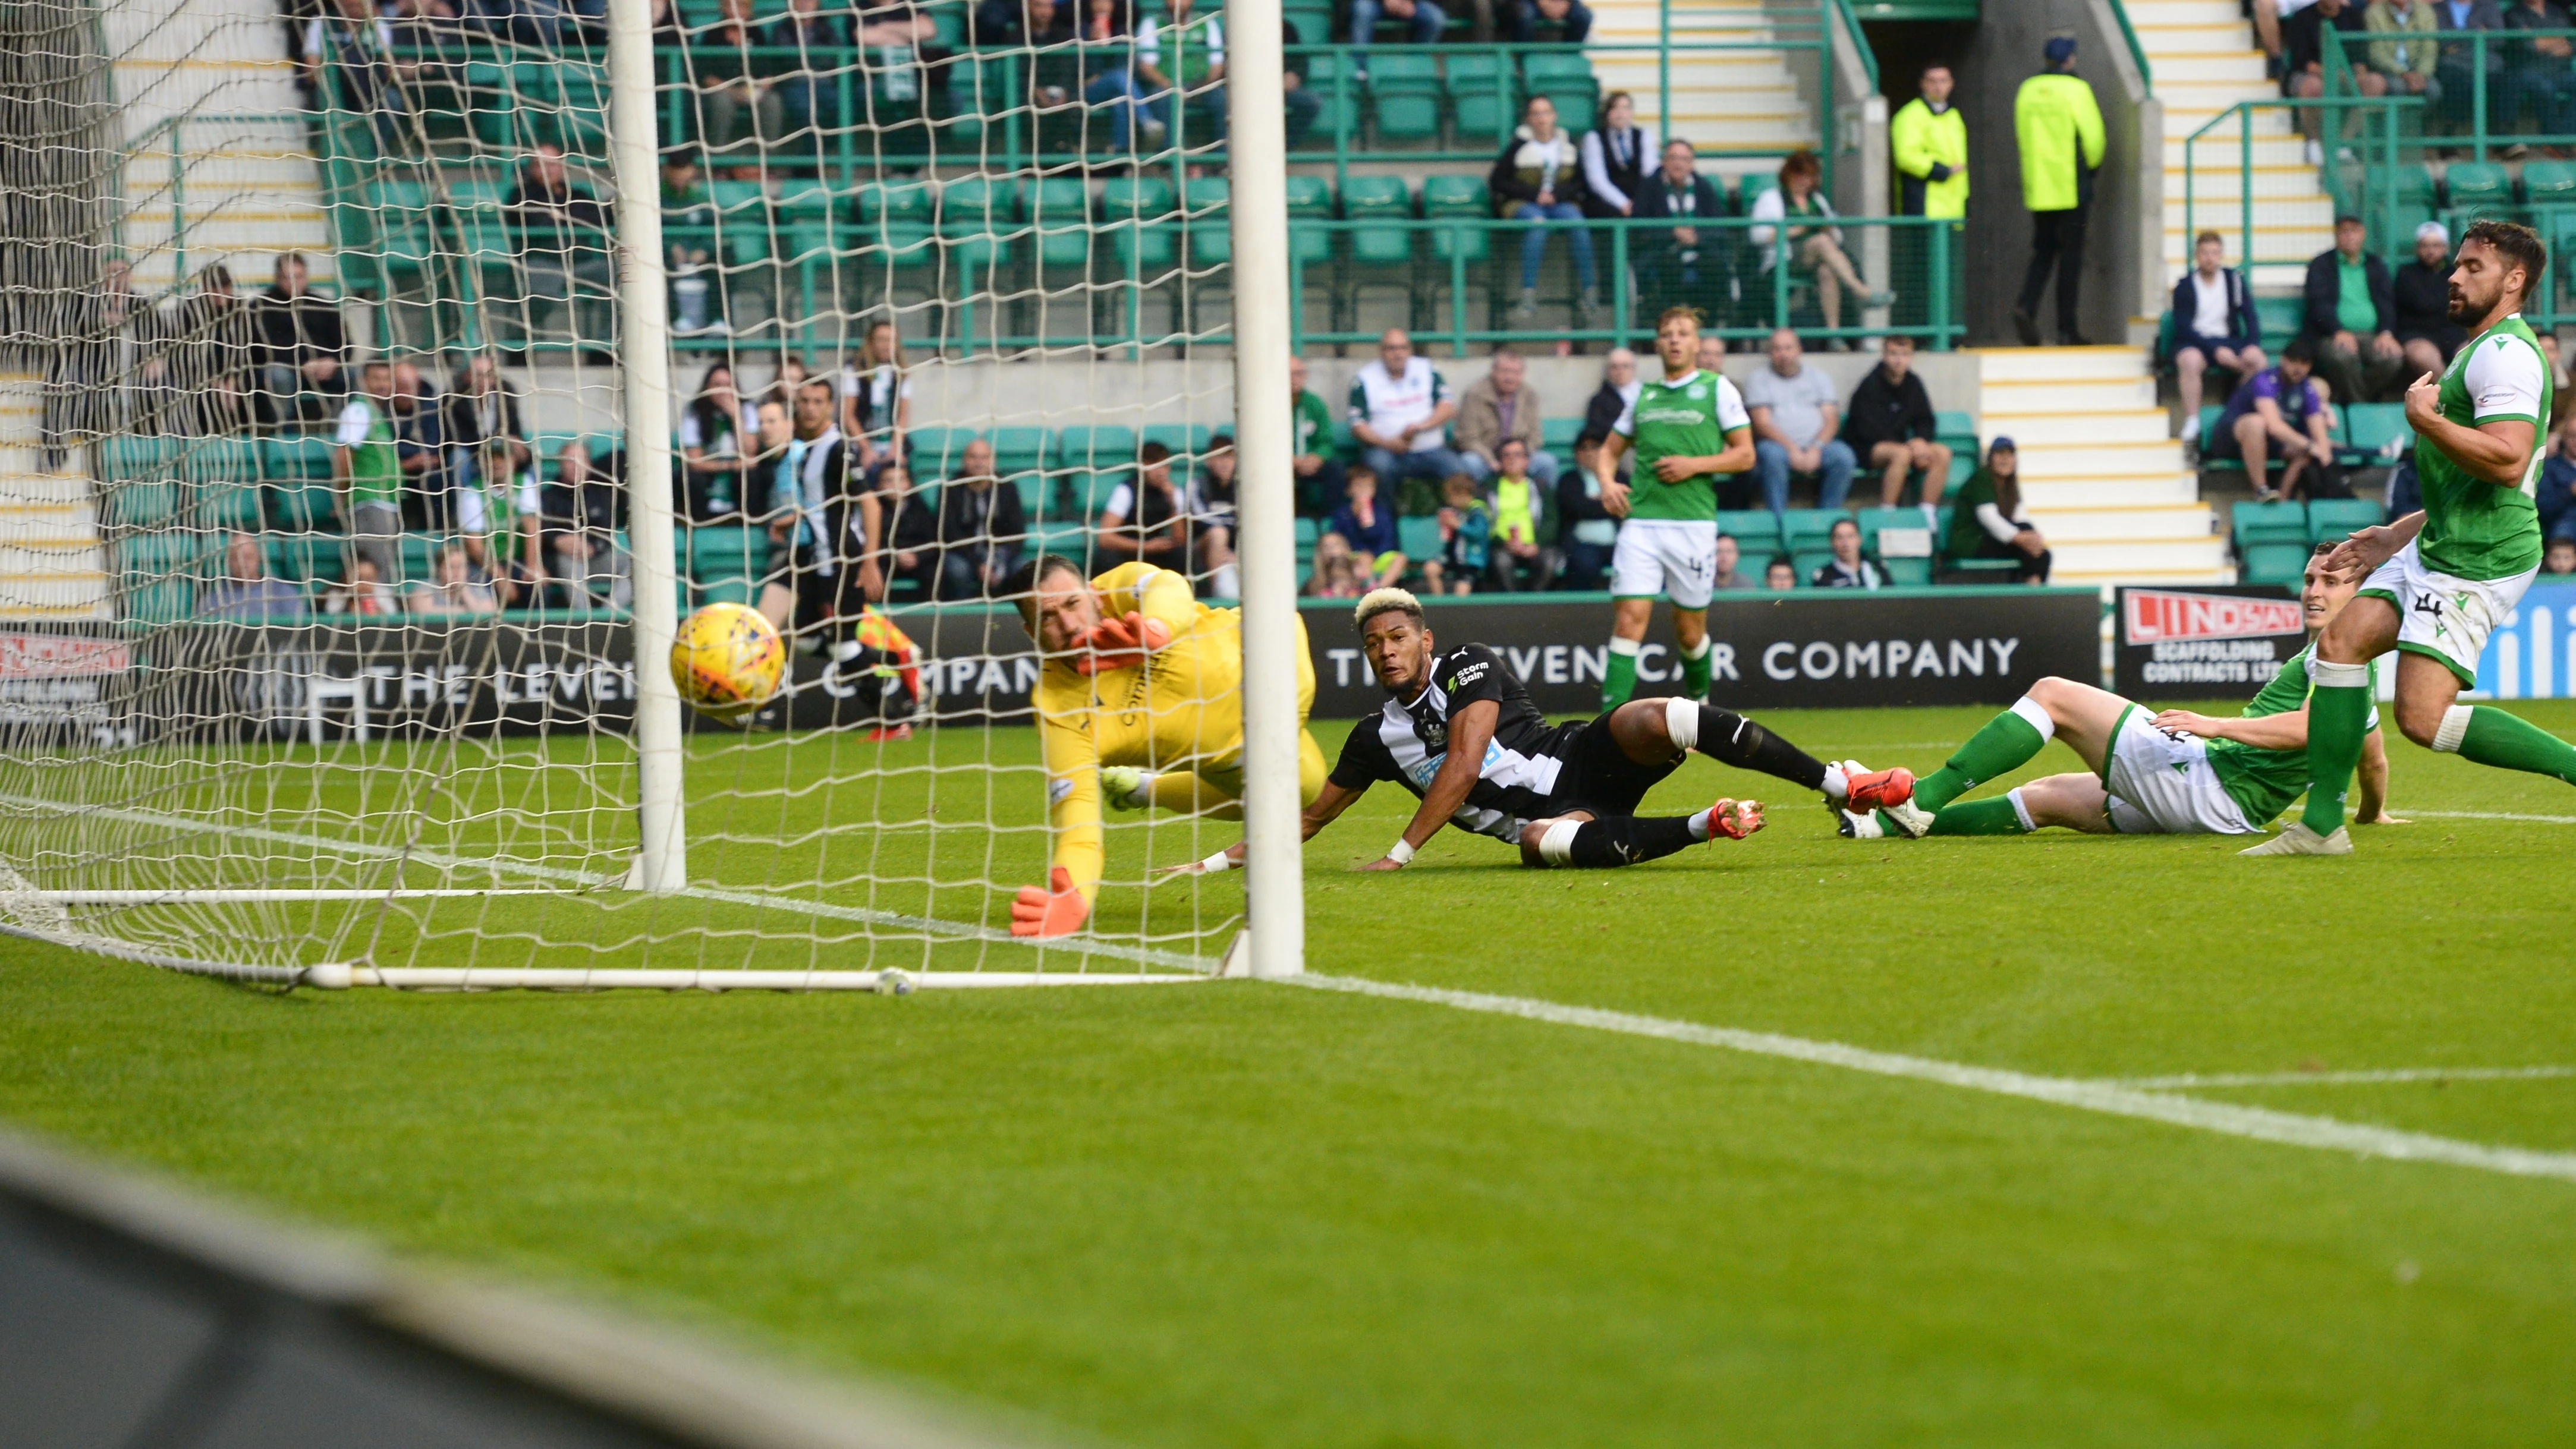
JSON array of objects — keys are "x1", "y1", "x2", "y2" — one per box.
[{"x1": 1329, "y1": 644, "x2": 1578, "y2": 843}]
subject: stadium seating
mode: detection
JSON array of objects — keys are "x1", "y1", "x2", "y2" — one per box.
[{"x1": 2232, "y1": 500, "x2": 2314, "y2": 585}]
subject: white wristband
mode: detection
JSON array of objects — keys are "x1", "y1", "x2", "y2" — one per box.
[
  {"x1": 1198, "y1": 850, "x2": 1236, "y2": 874},
  {"x1": 1385, "y1": 839, "x2": 1416, "y2": 865}
]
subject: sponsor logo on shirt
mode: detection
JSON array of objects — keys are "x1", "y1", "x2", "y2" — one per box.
[{"x1": 1048, "y1": 776, "x2": 1075, "y2": 806}]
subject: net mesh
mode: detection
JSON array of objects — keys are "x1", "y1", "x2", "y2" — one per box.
[{"x1": 0, "y1": 0, "x2": 1254, "y2": 984}]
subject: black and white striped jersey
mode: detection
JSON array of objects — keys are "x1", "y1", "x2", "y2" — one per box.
[{"x1": 1328, "y1": 644, "x2": 1585, "y2": 842}]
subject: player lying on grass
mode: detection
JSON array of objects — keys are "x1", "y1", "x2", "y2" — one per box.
[
  {"x1": 1838, "y1": 544, "x2": 2402, "y2": 838},
  {"x1": 1007, "y1": 556, "x2": 1330, "y2": 937},
  {"x1": 1170, "y1": 588, "x2": 1918, "y2": 875},
  {"x1": 2254, "y1": 219, "x2": 2576, "y2": 856}
]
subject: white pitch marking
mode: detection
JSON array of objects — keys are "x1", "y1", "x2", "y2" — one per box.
[
  {"x1": 2408, "y1": 810, "x2": 2576, "y2": 824},
  {"x1": 1291, "y1": 974, "x2": 2576, "y2": 1185},
  {"x1": 2108, "y1": 1065, "x2": 2576, "y2": 1089},
  {"x1": 0, "y1": 795, "x2": 1213, "y2": 975}
]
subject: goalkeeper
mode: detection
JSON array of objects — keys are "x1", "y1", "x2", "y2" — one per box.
[{"x1": 1007, "y1": 556, "x2": 1329, "y2": 937}]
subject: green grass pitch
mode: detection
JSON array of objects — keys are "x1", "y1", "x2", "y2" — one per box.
[{"x1": 7, "y1": 701, "x2": 2576, "y2": 1445}]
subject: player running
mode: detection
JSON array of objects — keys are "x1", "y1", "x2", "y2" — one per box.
[
  {"x1": 1838, "y1": 544, "x2": 2403, "y2": 838},
  {"x1": 1594, "y1": 307, "x2": 1756, "y2": 710},
  {"x1": 1171, "y1": 588, "x2": 1917, "y2": 875},
  {"x1": 1006, "y1": 556, "x2": 1329, "y2": 937},
  {"x1": 2251, "y1": 219, "x2": 2576, "y2": 855}
]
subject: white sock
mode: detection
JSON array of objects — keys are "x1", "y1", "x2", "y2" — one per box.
[
  {"x1": 1536, "y1": 818, "x2": 1583, "y2": 866},
  {"x1": 1212, "y1": 562, "x2": 1240, "y2": 598},
  {"x1": 1662, "y1": 695, "x2": 1699, "y2": 750},
  {"x1": 1608, "y1": 635, "x2": 1641, "y2": 659},
  {"x1": 2006, "y1": 787, "x2": 2036, "y2": 833},
  {"x1": 2433, "y1": 704, "x2": 2474, "y2": 754},
  {"x1": 1678, "y1": 636, "x2": 1711, "y2": 662},
  {"x1": 2009, "y1": 694, "x2": 2057, "y2": 743},
  {"x1": 2182, "y1": 414, "x2": 2201, "y2": 443},
  {"x1": 1822, "y1": 764, "x2": 1850, "y2": 802},
  {"x1": 1688, "y1": 806, "x2": 1714, "y2": 842},
  {"x1": 2311, "y1": 658, "x2": 2371, "y2": 690}
]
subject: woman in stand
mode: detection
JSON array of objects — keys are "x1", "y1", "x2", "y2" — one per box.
[
  {"x1": 1747, "y1": 148, "x2": 1890, "y2": 342},
  {"x1": 1490, "y1": 93, "x2": 1598, "y2": 320},
  {"x1": 1577, "y1": 90, "x2": 1656, "y2": 220},
  {"x1": 680, "y1": 362, "x2": 751, "y2": 522},
  {"x1": 1942, "y1": 436, "x2": 2050, "y2": 584}
]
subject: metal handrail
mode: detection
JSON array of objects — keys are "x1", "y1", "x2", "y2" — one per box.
[{"x1": 2104, "y1": 0, "x2": 2153, "y2": 90}]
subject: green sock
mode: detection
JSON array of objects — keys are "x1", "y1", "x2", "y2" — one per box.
[
  {"x1": 2299, "y1": 681, "x2": 2372, "y2": 835},
  {"x1": 1679, "y1": 641, "x2": 1712, "y2": 701},
  {"x1": 2456, "y1": 706, "x2": 2576, "y2": 785},
  {"x1": 1925, "y1": 797, "x2": 2028, "y2": 836},
  {"x1": 1603, "y1": 638, "x2": 1640, "y2": 710},
  {"x1": 1918, "y1": 703, "x2": 2049, "y2": 812}
]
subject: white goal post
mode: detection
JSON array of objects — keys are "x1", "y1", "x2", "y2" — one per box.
[{"x1": 0, "y1": 0, "x2": 1306, "y2": 990}]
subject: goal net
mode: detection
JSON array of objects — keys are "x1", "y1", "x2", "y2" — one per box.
[{"x1": 0, "y1": 0, "x2": 1303, "y2": 988}]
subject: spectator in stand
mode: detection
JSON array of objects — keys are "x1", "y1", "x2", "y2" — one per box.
[
  {"x1": 1578, "y1": 91, "x2": 1655, "y2": 219},
  {"x1": 2543, "y1": 331, "x2": 2574, "y2": 432},
  {"x1": 323, "y1": 555, "x2": 400, "y2": 616},
  {"x1": 1491, "y1": 96, "x2": 1600, "y2": 320},
  {"x1": 2547, "y1": 536, "x2": 2576, "y2": 574},
  {"x1": 679, "y1": 362, "x2": 751, "y2": 523},
  {"x1": 1943, "y1": 436, "x2": 2051, "y2": 584},
  {"x1": 2298, "y1": 214, "x2": 2404, "y2": 404},
  {"x1": 1811, "y1": 517, "x2": 1883, "y2": 589},
  {"x1": 1763, "y1": 555, "x2": 1798, "y2": 590},
  {"x1": 1632, "y1": 140, "x2": 1723, "y2": 322},
  {"x1": 760, "y1": 0, "x2": 853, "y2": 146},
  {"x1": 747, "y1": 398, "x2": 804, "y2": 629},
  {"x1": 506, "y1": 144, "x2": 615, "y2": 352},
  {"x1": 2391, "y1": 220, "x2": 2468, "y2": 380},
  {"x1": 1080, "y1": 0, "x2": 1179, "y2": 150},
  {"x1": 251, "y1": 252, "x2": 346, "y2": 430},
  {"x1": 765, "y1": 354, "x2": 813, "y2": 417},
  {"x1": 1304, "y1": 531, "x2": 1364, "y2": 597},
  {"x1": 661, "y1": 151, "x2": 724, "y2": 337},
  {"x1": 544, "y1": 440, "x2": 632, "y2": 610},
  {"x1": 1279, "y1": 19, "x2": 1322, "y2": 146},
  {"x1": 1130, "y1": 0, "x2": 1226, "y2": 146},
  {"x1": 2537, "y1": 423, "x2": 2576, "y2": 539},
  {"x1": 2285, "y1": 0, "x2": 2376, "y2": 158},
  {"x1": 1505, "y1": 0, "x2": 1587, "y2": 42},
  {"x1": 163, "y1": 263, "x2": 254, "y2": 435},
  {"x1": 1455, "y1": 348, "x2": 1557, "y2": 489},
  {"x1": 199, "y1": 532, "x2": 309, "y2": 620},
  {"x1": 2505, "y1": 0, "x2": 2576, "y2": 143},
  {"x1": 1348, "y1": 328, "x2": 1468, "y2": 511},
  {"x1": 1420, "y1": 474, "x2": 1489, "y2": 595},
  {"x1": 935, "y1": 439, "x2": 1028, "y2": 599},
  {"x1": 2011, "y1": 36, "x2": 2105, "y2": 346},
  {"x1": 1186, "y1": 435, "x2": 1240, "y2": 596},
  {"x1": 2211, "y1": 339, "x2": 2336, "y2": 501},
  {"x1": 1344, "y1": 0, "x2": 1444, "y2": 84},
  {"x1": 1711, "y1": 531, "x2": 1757, "y2": 590},
  {"x1": 444, "y1": 352, "x2": 536, "y2": 582},
  {"x1": 842, "y1": 320, "x2": 911, "y2": 466},
  {"x1": 1096, "y1": 441, "x2": 1188, "y2": 566},
  {"x1": 1750, "y1": 148, "x2": 1886, "y2": 344},
  {"x1": 1323, "y1": 465, "x2": 1407, "y2": 588},
  {"x1": 408, "y1": 541, "x2": 501, "y2": 616},
  {"x1": 1555, "y1": 431, "x2": 1620, "y2": 589},
  {"x1": 2364, "y1": 1, "x2": 2441, "y2": 111},
  {"x1": 388, "y1": 357, "x2": 446, "y2": 524},
  {"x1": 2171, "y1": 231, "x2": 2267, "y2": 453},
  {"x1": 867, "y1": 460, "x2": 941, "y2": 599},
  {"x1": 334, "y1": 360, "x2": 404, "y2": 586},
  {"x1": 1843, "y1": 333, "x2": 1953, "y2": 510},
  {"x1": 1583, "y1": 347, "x2": 1640, "y2": 441},
  {"x1": 43, "y1": 259, "x2": 141, "y2": 463},
  {"x1": 761, "y1": 376, "x2": 854, "y2": 631},
  {"x1": 305, "y1": 0, "x2": 410, "y2": 150},
  {"x1": 2433, "y1": 0, "x2": 2506, "y2": 137},
  {"x1": 1744, "y1": 327, "x2": 1855, "y2": 516},
  {"x1": 1481, "y1": 437, "x2": 1552, "y2": 591},
  {"x1": 693, "y1": 0, "x2": 779, "y2": 157},
  {"x1": 1288, "y1": 355, "x2": 1345, "y2": 516}
]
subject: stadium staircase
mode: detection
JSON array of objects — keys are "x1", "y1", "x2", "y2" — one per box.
[
  {"x1": 2130, "y1": 0, "x2": 2335, "y2": 287},
  {"x1": 1975, "y1": 345, "x2": 2231, "y2": 584},
  {"x1": 0, "y1": 378, "x2": 108, "y2": 621},
  {"x1": 1586, "y1": 0, "x2": 1813, "y2": 184}
]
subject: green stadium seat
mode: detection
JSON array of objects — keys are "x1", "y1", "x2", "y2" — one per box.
[
  {"x1": 2307, "y1": 498, "x2": 2383, "y2": 545},
  {"x1": 1282, "y1": 0, "x2": 1333, "y2": 43},
  {"x1": 1396, "y1": 514, "x2": 1442, "y2": 560},
  {"x1": 1342, "y1": 174, "x2": 1415, "y2": 267},
  {"x1": 1423, "y1": 173, "x2": 1491, "y2": 264},
  {"x1": 1285, "y1": 173, "x2": 1335, "y2": 267},
  {"x1": 105, "y1": 480, "x2": 177, "y2": 529},
  {"x1": 1781, "y1": 508, "x2": 1844, "y2": 554},
  {"x1": 1716, "y1": 509, "x2": 1782, "y2": 553},
  {"x1": 1300, "y1": 52, "x2": 1364, "y2": 144},
  {"x1": 989, "y1": 425, "x2": 1051, "y2": 479},
  {"x1": 1790, "y1": 547, "x2": 1834, "y2": 581},
  {"x1": 1738, "y1": 174, "x2": 1776, "y2": 218},
  {"x1": 2241, "y1": 541, "x2": 2311, "y2": 585},
  {"x1": 1027, "y1": 175, "x2": 1096, "y2": 275},
  {"x1": 1882, "y1": 556, "x2": 1933, "y2": 587},
  {"x1": 684, "y1": 523, "x2": 766, "y2": 607},
  {"x1": 937, "y1": 175, "x2": 1019, "y2": 285},
  {"x1": 1445, "y1": 52, "x2": 1514, "y2": 143},
  {"x1": 1182, "y1": 176, "x2": 1231, "y2": 267},
  {"x1": 1520, "y1": 51, "x2": 1597, "y2": 133},
  {"x1": 2342, "y1": 401, "x2": 2411, "y2": 457},
  {"x1": 1100, "y1": 173, "x2": 1181, "y2": 274},
  {"x1": 1142, "y1": 422, "x2": 1213, "y2": 458},
  {"x1": 2527, "y1": 159, "x2": 2576, "y2": 203},
  {"x1": 449, "y1": 177, "x2": 507, "y2": 213},
  {"x1": 1369, "y1": 53, "x2": 1442, "y2": 143},
  {"x1": 2254, "y1": 294, "x2": 2304, "y2": 351},
  {"x1": 907, "y1": 426, "x2": 980, "y2": 477},
  {"x1": 1541, "y1": 416, "x2": 1583, "y2": 453},
  {"x1": 2445, "y1": 160, "x2": 2515, "y2": 212},
  {"x1": 203, "y1": 482, "x2": 262, "y2": 532},
  {"x1": 2232, "y1": 500, "x2": 2311, "y2": 547},
  {"x1": 1056, "y1": 424, "x2": 1138, "y2": 518},
  {"x1": 854, "y1": 181, "x2": 938, "y2": 273}
]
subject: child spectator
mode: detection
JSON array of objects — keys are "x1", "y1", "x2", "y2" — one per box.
[
  {"x1": 408, "y1": 541, "x2": 501, "y2": 616},
  {"x1": 323, "y1": 555, "x2": 399, "y2": 616},
  {"x1": 1555, "y1": 431, "x2": 1621, "y2": 590},
  {"x1": 1484, "y1": 437, "x2": 1552, "y2": 591},
  {"x1": 1764, "y1": 556, "x2": 1798, "y2": 590},
  {"x1": 1323, "y1": 465, "x2": 1406, "y2": 588},
  {"x1": 1421, "y1": 474, "x2": 1490, "y2": 596},
  {"x1": 1303, "y1": 531, "x2": 1363, "y2": 597},
  {"x1": 1186, "y1": 435, "x2": 1240, "y2": 597},
  {"x1": 2546, "y1": 537, "x2": 2576, "y2": 577}
]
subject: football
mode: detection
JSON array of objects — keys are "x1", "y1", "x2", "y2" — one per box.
[{"x1": 669, "y1": 602, "x2": 787, "y2": 723}]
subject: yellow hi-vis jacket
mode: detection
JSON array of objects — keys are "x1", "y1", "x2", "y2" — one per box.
[
  {"x1": 1889, "y1": 97, "x2": 1969, "y2": 219},
  {"x1": 2013, "y1": 70, "x2": 2105, "y2": 214}
]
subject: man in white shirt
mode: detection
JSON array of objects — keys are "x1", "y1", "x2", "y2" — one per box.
[
  {"x1": 1347, "y1": 328, "x2": 1471, "y2": 508},
  {"x1": 1741, "y1": 328, "x2": 1856, "y2": 516},
  {"x1": 2171, "y1": 230, "x2": 2266, "y2": 449}
]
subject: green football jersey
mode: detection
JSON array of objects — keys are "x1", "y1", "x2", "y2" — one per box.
[
  {"x1": 1612, "y1": 368, "x2": 1751, "y2": 522},
  {"x1": 2415, "y1": 313, "x2": 2547, "y2": 581},
  {"x1": 2206, "y1": 644, "x2": 2378, "y2": 826}
]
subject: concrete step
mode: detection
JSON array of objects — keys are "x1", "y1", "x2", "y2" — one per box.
[
  {"x1": 2052, "y1": 536, "x2": 2235, "y2": 576},
  {"x1": 0, "y1": 471, "x2": 94, "y2": 506},
  {"x1": 1978, "y1": 407, "x2": 2173, "y2": 446},
  {"x1": 0, "y1": 541, "x2": 108, "y2": 574},
  {"x1": 2014, "y1": 434, "x2": 2193, "y2": 474},
  {"x1": 0, "y1": 502, "x2": 100, "y2": 539},
  {"x1": 0, "y1": 572, "x2": 114, "y2": 613},
  {"x1": 2020, "y1": 473, "x2": 2203, "y2": 507},
  {"x1": 2132, "y1": 23, "x2": 2263, "y2": 53},
  {"x1": 1969, "y1": 345, "x2": 2154, "y2": 383},
  {"x1": 1979, "y1": 376, "x2": 2160, "y2": 412},
  {"x1": 2164, "y1": 137, "x2": 2311, "y2": 169},
  {"x1": 2163, "y1": 165, "x2": 2333, "y2": 201},
  {"x1": 2024, "y1": 503, "x2": 2222, "y2": 543},
  {"x1": 2153, "y1": 52, "x2": 2272, "y2": 83},
  {"x1": 2127, "y1": 0, "x2": 2259, "y2": 26}
]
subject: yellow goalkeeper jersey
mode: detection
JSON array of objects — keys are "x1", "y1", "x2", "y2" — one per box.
[{"x1": 1036, "y1": 562, "x2": 1318, "y2": 900}]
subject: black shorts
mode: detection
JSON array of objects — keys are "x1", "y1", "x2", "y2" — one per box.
[{"x1": 1539, "y1": 710, "x2": 1682, "y2": 820}]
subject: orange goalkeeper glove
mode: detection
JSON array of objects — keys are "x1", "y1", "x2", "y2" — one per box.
[
  {"x1": 1073, "y1": 610, "x2": 1172, "y2": 675},
  {"x1": 1009, "y1": 866, "x2": 1089, "y2": 937}
]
